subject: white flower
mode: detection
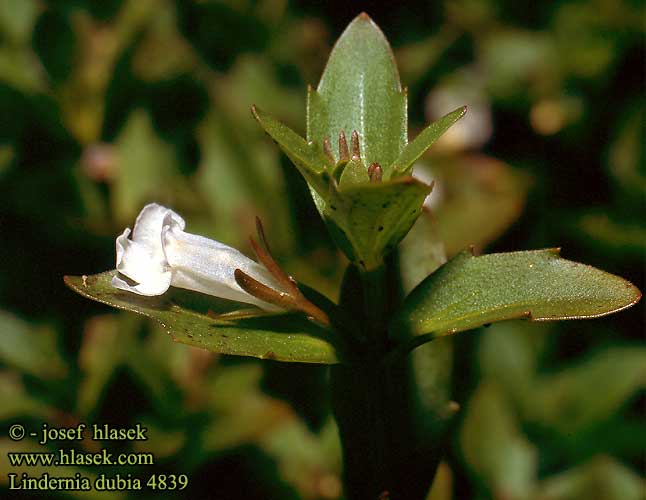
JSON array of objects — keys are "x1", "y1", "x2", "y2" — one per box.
[{"x1": 112, "y1": 203, "x2": 287, "y2": 310}]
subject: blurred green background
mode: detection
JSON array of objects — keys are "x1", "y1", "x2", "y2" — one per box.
[{"x1": 0, "y1": 1, "x2": 643, "y2": 499}]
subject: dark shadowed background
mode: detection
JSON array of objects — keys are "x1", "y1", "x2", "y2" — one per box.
[{"x1": 0, "y1": 1, "x2": 643, "y2": 498}]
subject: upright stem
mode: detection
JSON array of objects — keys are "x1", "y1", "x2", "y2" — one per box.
[
  {"x1": 360, "y1": 266, "x2": 388, "y2": 350},
  {"x1": 331, "y1": 263, "x2": 445, "y2": 500}
]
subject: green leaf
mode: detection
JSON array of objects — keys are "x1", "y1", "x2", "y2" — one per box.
[
  {"x1": 0, "y1": 311, "x2": 67, "y2": 379},
  {"x1": 426, "y1": 462, "x2": 453, "y2": 500},
  {"x1": 77, "y1": 314, "x2": 127, "y2": 416},
  {"x1": 385, "y1": 106, "x2": 467, "y2": 178},
  {"x1": 307, "y1": 13, "x2": 406, "y2": 168},
  {"x1": 0, "y1": 144, "x2": 13, "y2": 177},
  {"x1": 396, "y1": 30, "x2": 459, "y2": 84},
  {"x1": 201, "y1": 364, "x2": 341, "y2": 496},
  {"x1": 0, "y1": 373, "x2": 53, "y2": 420},
  {"x1": 216, "y1": 56, "x2": 304, "y2": 133},
  {"x1": 259, "y1": 419, "x2": 342, "y2": 496},
  {"x1": 411, "y1": 338, "x2": 456, "y2": 427},
  {"x1": 77, "y1": 314, "x2": 169, "y2": 417},
  {"x1": 64, "y1": 271, "x2": 340, "y2": 364},
  {"x1": 0, "y1": 46, "x2": 45, "y2": 93},
  {"x1": 252, "y1": 105, "x2": 331, "y2": 195},
  {"x1": 202, "y1": 364, "x2": 292, "y2": 451},
  {"x1": 460, "y1": 382, "x2": 537, "y2": 499},
  {"x1": 575, "y1": 212, "x2": 646, "y2": 256},
  {"x1": 392, "y1": 249, "x2": 641, "y2": 341},
  {"x1": 537, "y1": 456, "x2": 645, "y2": 500},
  {"x1": 607, "y1": 104, "x2": 646, "y2": 200},
  {"x1": 526, "y1": 347, "x2": 646, "y2": 433},
  {"x1": 478, "y1": 321, "x2": 548, "y2": 402},
  {"x1": 0, "y1": 0, "x2": 39, "y2": 45},
  {"x1": 325, "y1": 177, "x2": 431, "y2": 270}
]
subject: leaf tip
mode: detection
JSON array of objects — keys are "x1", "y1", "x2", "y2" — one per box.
[
  {"x1": 623, "y1": 281, "x2": 642, "y2": 308},
  {"x1": 340, "y1": 12, "x2": 393, "y2": 57},
  {"x1": 63, "y1": 275, "x2": 78, "y2": 293}
]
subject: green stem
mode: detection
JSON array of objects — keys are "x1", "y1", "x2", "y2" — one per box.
[
  {"x1": 359, "y1": 266, "x2": 388, "y2": 350},
  {"x1": 331, "y1": 357, "x2": 443, "y2": 500},
  {"x1": 332, "y1": 263, "x2": 446, "y2": 500}
]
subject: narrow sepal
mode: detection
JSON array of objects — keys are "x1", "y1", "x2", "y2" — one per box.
[
  {"x1": 251, "y1": 105, "x2": 332, "y2": 194},
  {"x1": 386, "y1": 106, "x2": 467, "y2": 178}
]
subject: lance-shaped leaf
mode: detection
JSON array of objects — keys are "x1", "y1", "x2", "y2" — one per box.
[
  {"x1": 385, "y1": 106, "x2": 467, "y2": 179},
  {"x1": 65, "y1": 271, "x2": 340, "y2": 364},
  {"x1": 391, "y1": 249, "x2": 641, "y2": 342},
  {"x1": 307, "y1": 13, "x2": 407, "y2": 168},
  {"x1": 251, "y1": 105, "x2": 332, "y2": 195},
  {"x1": 325, "y1": 177, "x2": 432, "y2": 270}
]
